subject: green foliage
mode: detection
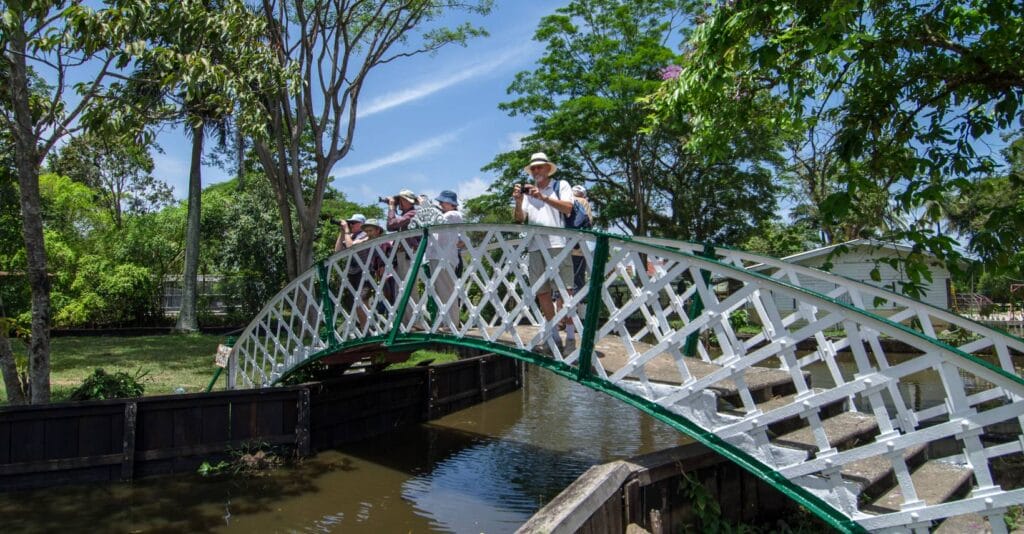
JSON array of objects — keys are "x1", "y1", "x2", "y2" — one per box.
[
  {"x1": 741, "y1": 221, "x2": 819, "y2": 259},
  {"x1": 47, "y1": 131, "x2": 171, "y2": 227},
  {"x1": 68, "y1": 368, "x2": 149, "y2": 401},
  {"x1": 279, "y1": 360, "x2": 332, "y2": 385},
  {"x1": 387, "y1": 350, "x2": 459, "y2": 370},
  {"x1": 1006, "y1": 505, "x2": 1024, "y2": 531},
  {"x1": 197, "y1": 440, "x2": 284, "y2": 477},
  {"x1": 484, "y1": 0, "x2": 781, "y2": 243},
  {"x1": 649, "y1": 0, "x2": 1024, "y2": 276},
  {"x1": 462, "y1": 193, "x2": 513, "y2": 224},
  {"x1": 728, "y1": 309, "x2": 750, "y2": 332},
  {"x1": 54, "y1": 256, "x2": 159, "y2": 327}
]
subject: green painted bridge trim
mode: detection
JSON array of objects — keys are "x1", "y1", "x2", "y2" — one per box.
[
  {"x1": 614, "y1": 233, "x2": 1024, "y2": 391},
  {"x1": 229, "y1": 225, "x2": 1024, "y2": 532},
  {"x1": 274, "y1": 329, "x2": 865, "y2": 533}
]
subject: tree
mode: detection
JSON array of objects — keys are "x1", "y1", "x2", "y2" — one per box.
[
  {"x1": 947, "y1": 135, "x2": 1024, "y2": 299},
  {"x1": 1, "y1": 0, "x2": 285, "y2": 402},
  {"x1": 648, "y1": 0, "x2": 1024, "y2": 269},
  {"x1": 1, "y1": 0, "x2": 144, "y2": 403},
  {"x1": 47, "y1": 132, "x2": 171, "y2": 227},
  {"x1": 741, "y1": 220, "x2": 819, "y2": 259},
  {"x1": 482, "y1": 0, "x2": 782, "y2": 243},
  {"x1": 252, "y1": 0, "x2": 493, "y2": 280},
  {"x1": 95, "y1": 0, "x2": 285, "y2": 333}
]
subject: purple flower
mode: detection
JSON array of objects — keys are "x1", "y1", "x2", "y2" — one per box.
[{"x1": 659, "y1": 64, "x2": 682, "y2": 80}]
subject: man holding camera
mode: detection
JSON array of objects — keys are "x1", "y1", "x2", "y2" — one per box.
[{"x1": 513, "y1": 152, "x2": 575, "y2": 350}]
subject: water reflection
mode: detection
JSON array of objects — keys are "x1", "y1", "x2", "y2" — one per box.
[{"x1": 1, "y1": 366, "x2": 689, "y2": 534}]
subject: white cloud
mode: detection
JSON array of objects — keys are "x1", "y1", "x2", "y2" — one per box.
[
  {"x1": 500, "y1": 131, "x2": 530, "y2": 152},
  {"x1": 333, "y1": 129, "x2": 462, "y2": 180},
  {"x1": 456, "y1": 176, "x2": 491, "y2": 202},
  {"x1": 359, "y1": 46, "x2": 527, "y2": 119}
]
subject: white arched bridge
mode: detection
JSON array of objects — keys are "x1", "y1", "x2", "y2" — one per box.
[{"x1": 226, "y1": 224, "x2": 1024, "y2": 533}]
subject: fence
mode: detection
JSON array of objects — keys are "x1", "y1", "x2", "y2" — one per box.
[{"x1": 0, "y1": 353, "x2": 520, "y2": 492}]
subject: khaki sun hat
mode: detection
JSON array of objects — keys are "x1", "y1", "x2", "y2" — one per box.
[{"x1": 524, "y1": 152, "x2": 558, "y2": 175}]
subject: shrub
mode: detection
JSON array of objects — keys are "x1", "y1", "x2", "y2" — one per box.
[{"x1": 69, "y1": 368, "x2": 149, "y2": 401}]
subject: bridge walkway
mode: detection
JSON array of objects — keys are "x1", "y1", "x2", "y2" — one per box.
[{"x1": 226, "y1": 225, "x2": 1024, "y2": 533}]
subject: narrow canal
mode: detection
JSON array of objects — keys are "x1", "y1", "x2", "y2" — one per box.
[{"x1": 1, "y1": 366, "x2": 690, "y2": 533}]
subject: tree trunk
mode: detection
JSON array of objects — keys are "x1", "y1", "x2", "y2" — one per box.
[
  {"x1": 175, "y1": 124, "x2": 204, "y2": 333},
  {"x1": 0, "y1": 330, "x2": 28, "y2": 405},
  {"x1": 7, "y1": 24, "x2": 51, "y2": 403},
  {"x1": 235, "y1": 122, "x2": 245, "y2": 190}
]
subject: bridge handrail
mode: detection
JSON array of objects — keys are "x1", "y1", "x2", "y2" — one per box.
[
  {"x1": 637, "y1": 236, "x2": 1024, "y2": 342},
  {"x1": 227, "y1": 224, "x2": 1024, "y2": 533}
]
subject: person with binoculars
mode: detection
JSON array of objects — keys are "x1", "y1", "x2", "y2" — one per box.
[
  {"x1": 513, "y1": 152, "x2": 576, "y2": 352},
  {"x1": 384, "y1": 189, "x2": 421, "y2": 324}
]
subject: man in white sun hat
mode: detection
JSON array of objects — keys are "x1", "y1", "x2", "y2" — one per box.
[
  {"x1": 513, "y1": 152, "x2": 575, "y2": 351},
  {"x1": 425, "y1": 190, "x2": 464, "y2": 331}
]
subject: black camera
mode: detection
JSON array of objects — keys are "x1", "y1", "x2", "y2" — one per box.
[
  {"x1": 378, "y1": 195, "x2": 395, "y2": 203},
  {"x1": 521, "y1": 183, "x2": 536, "y2": 195},
  {"x1": 319, "y1": 213, "x2": 342, "y2": 225}
]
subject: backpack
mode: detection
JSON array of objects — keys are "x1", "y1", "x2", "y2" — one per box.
[
  {"x1": 408, "y1": 202, "x2": 445, "y2": 230},
  {"x1": 554, "y1": 180, "x2": 592, "y2": 229}
]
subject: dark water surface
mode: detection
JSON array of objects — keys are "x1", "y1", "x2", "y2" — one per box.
[{"x1": 1, "y1": 366, "x2": 689, "y2": 533}]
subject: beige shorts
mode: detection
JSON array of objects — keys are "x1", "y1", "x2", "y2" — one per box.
[{"x1": 528, "y1": 249, "x2": 573, "y2": 295}]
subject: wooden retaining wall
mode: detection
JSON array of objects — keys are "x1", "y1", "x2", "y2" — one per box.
[
  {"x1": 0, "y1": 353, "x2": 520, "y2": 492},
  {"x1": 518, "y1": 443, "x2": 822, "y2": 534}
]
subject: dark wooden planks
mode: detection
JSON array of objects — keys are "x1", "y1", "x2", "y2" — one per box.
[{"x1": 0, "y1": 351, "x2": 518, "y2": 492}]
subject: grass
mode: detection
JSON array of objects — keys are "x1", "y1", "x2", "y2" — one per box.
[
  {"x1": 387, "y1": 349, "x2": 459, "y2": 370},
  {"x1": 1, "y1": 336, "x2": 462, "y2": 404},
  {"x1": 3, "y1": 334, "x2": 226, "y2": 403}
]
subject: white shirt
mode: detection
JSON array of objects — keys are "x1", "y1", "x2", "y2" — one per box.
[
  {"x1": 522, "y1": 179, "x2": 571, "y2": 251},
  {"x1": 425, "y1": 209, "x2": 464, "y2": 263}
]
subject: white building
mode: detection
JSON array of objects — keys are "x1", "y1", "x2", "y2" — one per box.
[{"x1": 767, "y1": 239, "x2": 952, "y2": 314}]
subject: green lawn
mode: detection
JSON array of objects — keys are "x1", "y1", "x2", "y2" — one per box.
[
  {"x1": 4, "y1": 334, "x2": 225, "y2": 403},
  {"x1": 2, "y1": 335, "x2": 461, "y2": 404}
]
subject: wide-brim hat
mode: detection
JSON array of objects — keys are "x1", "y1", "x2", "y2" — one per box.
[
  {"x1": 524, "y1": 152, "x2": 558, "y2": 175},
  {"x1": 362, "y1": 219, "x2": 385, "y2": 233},
  {"x1": 397, "y1": 189, "x2": 418, "y2": 203},
  {"x1": 346, "y1": 213, "x2": 366, "y2": 224},
  {"x1": 435, "y1": 190, "x2": 459, "y2": 207}
]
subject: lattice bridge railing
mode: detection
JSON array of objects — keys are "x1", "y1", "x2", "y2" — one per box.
[{"x1": 228, "y1": 224, "x2": 1024, "y2": 533}]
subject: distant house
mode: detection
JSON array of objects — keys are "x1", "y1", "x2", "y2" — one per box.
[
  {"x1": 162, "y1": 275, "x2": 232, "y2": 314},
  {"x1": 766, "y1": 239, "x2": 952, "y2": 313}
]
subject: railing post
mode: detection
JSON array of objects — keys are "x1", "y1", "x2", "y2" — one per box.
[
  {"x1": 388, "y1": 228, "x2": 430, "y2": 346},
  {"x1": 577, "y1": 234, "x2": 609, "y2": 381},
  {"x1": 683, "y1": 242, "x2": 716, "y2": 357},
  {"x1": 121, "y1": 401, "x2": 137, "y2": 481},
  {"x1": 316, "y1": 260, "x2": 336, "y2": 346}
]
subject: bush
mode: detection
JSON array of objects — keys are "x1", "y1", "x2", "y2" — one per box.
[
  {"x1": 69, "y1": 368, "x2": 149, "y2": 401},
  {"x1": 729, "y1": 309, "x2": 750, "y2": 331}
]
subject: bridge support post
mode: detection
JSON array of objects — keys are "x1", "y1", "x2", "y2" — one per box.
[
  {"x1": 316, "y1": 261, "x2": 336, "y2": 346},
  {"x1": 388, "y1": 228, "x2": 430, "y2": 346},
  {"x1": 577, "y1": 234, "x2": 609, "y2": 381},
  {"x1": 683, "y1": 242, "x2": 716, "y2": 357}
]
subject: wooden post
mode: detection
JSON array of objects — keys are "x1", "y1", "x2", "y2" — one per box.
[
  {"x1": 121, "y1": 401, "x2": 137, "y2": 481},
  {"x1": 295, "y1": 387, "x2": 311, "y2": 457},
  {"x1": 478, "y1": 355, "x2": 488, "y2": 402},
  {"x1": 623, "y1": 478, "x2": 641, "y2": 526},
  {"x1": 425, "y1": 367, "x2": 435, "y2": 421}
]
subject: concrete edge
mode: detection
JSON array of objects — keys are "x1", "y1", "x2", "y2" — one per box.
[{"x1": 516, "y1": 461, "x2": 633, "y2": 534}]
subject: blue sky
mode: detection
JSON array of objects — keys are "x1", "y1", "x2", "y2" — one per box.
[{"x1": 152, "y1": 1, "x2": 564, "y2": 207}]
